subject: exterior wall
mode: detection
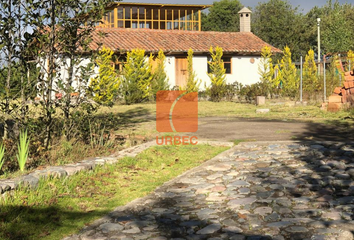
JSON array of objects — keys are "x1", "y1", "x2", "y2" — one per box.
[
  {"x1": 43, "y1": 54, "x2": 261, "y2": 96},
  {"x1": 165, "y1": 56, "x2": 176, "y2": 88},
  {"x1": 39, "y1": 56, "x2": 98, "y2": 99},
  {"x1": 165, "y1": 55, "x2": 261, "y2": 90},
  {"x1": 229, "y1": 56, "x2": 261, "y2": 86}
]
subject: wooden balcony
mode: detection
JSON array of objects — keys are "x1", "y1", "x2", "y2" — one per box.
[{"x1": 97, "y1": 2, "x2": 210, "y2": 31}]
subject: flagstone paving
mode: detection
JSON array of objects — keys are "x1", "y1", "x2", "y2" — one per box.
[{"x1": 64, "y1": 141, "x2": 354, "y2": 240}]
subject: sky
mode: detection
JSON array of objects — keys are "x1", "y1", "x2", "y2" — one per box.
[{"x1": 122, "y1": 0, "x2": 353, "y2": 13}]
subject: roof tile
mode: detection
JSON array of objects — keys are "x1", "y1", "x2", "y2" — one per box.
[{"x1": 90, "y1": 28, "x2": 282, "y2": 54}]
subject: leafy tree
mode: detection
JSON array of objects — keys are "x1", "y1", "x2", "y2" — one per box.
[
  {"x1": 185, "y1": 48, "x2": 200, "y2": 93},
  {"x1": 122, "y1": 49, "x2": 153, "y2": 104},
  {"x1": 303, "y1": 49, "x2": 319, "y2": 97},
  {"x1": 30, "y1": 0, "x2": 110, "y2": 144},
  {"x1": 258, "y1": 46, "x2": 275, "y2": 97},
  {"x1": 151, "y1": 50, "x2": 169, "y2": 99},
  {"x1": 320, "y1": 0, "x2": 353, "y2": 53},
  {"x1": 207, "y1": 46, "x2": 226, "y2": 102},
  {"x1": 252, "y1": 0, "x2": 306, "y2": 60},
  {"x1": 89, "y1": 46, "x2": 120, "y2": 106},
  {"x1": 202, "y1": 0, "x2": 243, "y2": 32},
  {"x1": 276, "y1": 46, "x2": 299, "y2": 98},
  {"x1": 305, "y1": 1, "x2": 354, "y2": 55}
]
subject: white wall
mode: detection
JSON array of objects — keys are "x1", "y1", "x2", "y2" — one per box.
[
  {"x1": 229, "y1": 56, "x2": 261, "y2": 86},
  {"x1": 43, "y1": 54, "x2": 261, "y2": 96},
  {"x1": 165, "y1": 55, "x2": 261, "y2": 90},
  {"x1": 165, "y1": 56, "x2": 176, "y2": 88}
]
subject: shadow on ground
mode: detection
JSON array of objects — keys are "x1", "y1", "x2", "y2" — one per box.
[{"x1": 0, "y1": 205, "x2": 107, "y2": 240}]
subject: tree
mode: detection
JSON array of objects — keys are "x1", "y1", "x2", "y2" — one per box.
[
  {"x1": 305, "y1": 1, "x2": 354, "y2": 55},
  {"x1": 122, "y1": 49, "x2": 153, "y2": 104},
  {"x1": 185, "y1": 48, "x2": 200, "y2": 93},
  {"x1": 252, "y1": 0, "x2": 306, "y2": 60},
  {"x1": 207, "y1": 46, "x2": 226, "y2": 102},
  {"x1": 276, "y1": 46, "x2": 299, "y2": 99},
  {"x1": 321, "y1": 1, "x2": 353, "y2": 53},
  {"x1": 303, "y1": 49, "x2": 319, "y2": 97},
  {"x1": 0, "y1": 0, "x2": 34, "y2": 139},
  {"x1": 202, "y1": 0, "x2": 243, "y2": 32},
  {"x1": 258, "y1": 46, "x2": 275, "y2": 97},
  {"x1": 30, "y1": 0, "x2": 110, "y2": 144},
  {"x1": 89, "y1": 46, "x2": 120, "y2": 106},
  {"x1": 151, "y1": 50, "x2": 169, "y2": 99}
]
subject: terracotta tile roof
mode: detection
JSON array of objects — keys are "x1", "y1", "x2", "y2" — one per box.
[{"x1": 90, "y1": 28, "x2": 282, "y2": 55}]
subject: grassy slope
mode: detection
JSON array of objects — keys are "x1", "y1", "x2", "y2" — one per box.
[{"x1": 0, "y1": 144, "x2": 228, "y2": 240}]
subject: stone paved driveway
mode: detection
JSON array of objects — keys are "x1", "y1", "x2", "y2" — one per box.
[{"x1": 64, "y1": 141, "x2": 354, "y2": 240}]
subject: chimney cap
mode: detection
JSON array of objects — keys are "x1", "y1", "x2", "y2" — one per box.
[{"x1": 238, "y1": 7, "x2": 252, "y2": 14}]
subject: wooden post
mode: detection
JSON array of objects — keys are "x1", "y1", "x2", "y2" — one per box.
[
  {"x1": 158, "y1": 9, "x2": 160, "y2": 29},
  {"x1": 114, "y1": 8, "x2": 118, "y2": 28},
  {"x1": 198, "y1": 10, "x2": 201, "y2": 31}
]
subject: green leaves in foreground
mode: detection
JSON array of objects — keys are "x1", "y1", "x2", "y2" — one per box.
[
  {"x1": 16, "y1": 130, "x2": 29, "y2": 172},
  {"x1": 0, "y1": 143, "x2": 5, "y2": 172}
]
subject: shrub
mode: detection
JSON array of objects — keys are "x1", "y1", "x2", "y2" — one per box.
[
  {"x1": 258, "y1": 46, "x2": 275, "y2": 98},
  {"x1": 207, "y1": 46, "x2": 226, "y2": 102},
  {"x1": 88, "y1": 46, "x2": 120, "y2": 106},
  {"x1": 185, "y1": 48, "x2": 201, "y2": 93},
  {"x1": 122, "y1": 49, "x2": 153, "y2": 104},
  {"x1": 150, "y1": 50, "x2": 169, "y2": 100},
  {"x1": 303, "y1": 49, "x2": 319, "y2": 99},
  {"x1": 276, "y1": 46, "x2": 299, "y2": 99}
]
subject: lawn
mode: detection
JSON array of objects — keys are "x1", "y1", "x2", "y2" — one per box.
[
  {"x1": 99, "y1": 101, "x2": 354, "y2": 140},
  {"x1": 0, "y1": 144, "x2": 228, "y2": 240}
]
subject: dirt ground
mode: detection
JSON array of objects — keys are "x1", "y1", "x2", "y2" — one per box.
[{"x1": 187, "y1": 116, "x2": 354, "y2": 142}]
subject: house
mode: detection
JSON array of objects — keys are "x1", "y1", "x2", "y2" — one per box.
[
  {"x1": 44, "y1": 3, "x2": 281, "y2": 95},
  {"x1": 89, "y1": 3, "x2": 281, "y2": 89}
]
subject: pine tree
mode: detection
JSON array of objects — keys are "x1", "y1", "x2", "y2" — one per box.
[
  {"x1": 89, "y1": 46, "x2": 120, "y2": 106},
  {"x1": 303, "y1": 49, "x2": 319, "y2": 97},
  {"x1": 208, "y1": 46, "x2": 226, "y2": 102},
  {"x1": 258, "y1": 46, "x2": 275, "y2": 97},
  {"x1": 185, "y1": 48, "x2": 201, "y2": 93},
  {"x1": 122, "y1": 49, "x2": 153, "y2": 104},
  {"x1": 151, "y1": 50, "x2": 169, "y2": 99},
  {"x1": 277, "y1": 46, "x2": 299, "y2": 99}
]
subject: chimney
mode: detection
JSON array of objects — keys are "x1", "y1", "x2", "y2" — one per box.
[{"x1": 238, "y1": 7, "x2": 252, "y2": 32}]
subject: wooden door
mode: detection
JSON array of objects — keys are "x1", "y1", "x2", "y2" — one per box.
[{"x1": 175, "y1": 58, "x2": 188, "y2": 88}]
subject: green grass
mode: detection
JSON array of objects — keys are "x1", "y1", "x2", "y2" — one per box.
[
  {"x1": 101, "y1": 101, "x2": 354, "y2": 140},
  {"x1": 0, "y1": 144, "x2": 228, "y2": 240}
]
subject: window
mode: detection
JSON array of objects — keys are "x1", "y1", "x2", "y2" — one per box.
[
  {"x1": 114, "y1": 56, "x2": 127, "y2": 73},
  {"x1": 207, "y1": 56, "x2": 232, "y2": 74}
]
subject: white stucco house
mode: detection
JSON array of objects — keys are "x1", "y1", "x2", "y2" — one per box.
[
  {"x1": 42, "y1": 3, "x2": 281, "y2": 96},
  {"x1": 88, "y1": 3, "x2": 281, "y2": 90}
]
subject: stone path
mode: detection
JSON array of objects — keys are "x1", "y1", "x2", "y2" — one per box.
[{"x1": 64, "y1": 141, "x2": 354, "y2": 240}]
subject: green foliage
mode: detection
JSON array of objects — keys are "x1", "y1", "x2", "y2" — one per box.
[
  {"x1": 122, "y1": 49, "x2": 153, "y2": 104},
  {"x1": 151, "y1": 50, "x2": 169, "y2": 99},
  {"x1": 89, "y1": 46, "x2": 120, "y2": 106},
  {"x1": 185, "y1": 48, "x2": 201, "y2": 93},
  {"x1": 303, "y1": 49, "x2": 319, "y2": 97},
  {"x1": 252, "y1": 0, "x2": 306, "y2": 60},
  {"x1": 258, "y1": 46, "x2": 275, "y2": 97},
  {"x1": 347, "y1": 50, "x2": 354, "y2": 72},
  {"x1": 202, "y1": 0, "x2": 242, "y2": 32},
  {"x1": 208, "y1": 46, "x2": 227, "y2": 102},
  {"x1": 16, "y1": 130, "x2": 29, "y2": 172},
  {"x1": 276, "y1": 46, "x2": 299, "y2": 99},
  {"x1": 0, "y1": 143, "x2": 5, "y2": 173},
  {"x1": 321, "y1": 0, "x2": 354, "y2": 53},
  {"x1": 324, "y1": 56, "x2": 342, "y2": 97}
]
